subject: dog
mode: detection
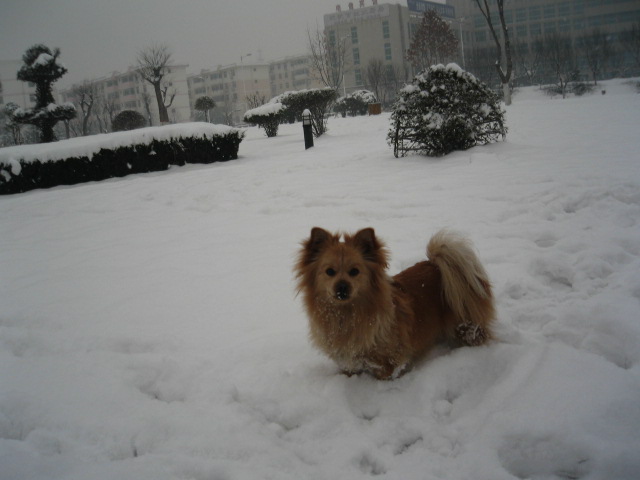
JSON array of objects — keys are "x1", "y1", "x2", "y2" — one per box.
[{"x1": 294, "y1": 227, "x2": 495, "y2": 380}]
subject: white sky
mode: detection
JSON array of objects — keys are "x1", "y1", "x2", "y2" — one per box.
[{"x1": 1, "y1": 0, "x2": 378, "y2": 88}]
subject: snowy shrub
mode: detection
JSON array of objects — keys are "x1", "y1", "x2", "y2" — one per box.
[
  {"x1": 112, "y1": 110, "x2": 147, "y2": 131},
  {"x1": 334, "y1": 90, "x2": 377, "y2": 117},
  {"x1": 388, "y1": 63, "x2": 506, "y2": 157},
  {"x1": 243, "y1": 102, "x2": 284, "y2": 137},
  {"x1": 271, "y1": 88, "x2": 337, "y2": 137},
  {"x1": 0, "y1": 124, "x2": 245, "y2": 194}
]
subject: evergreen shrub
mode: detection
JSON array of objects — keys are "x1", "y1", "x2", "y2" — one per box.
[
  {"x1": 388, "y1": 63, "x2": 506, "y2": 157},
  {"x1": 334, "y1": 90, "x2": 377, "y2": 117},
  {"x1": 112, "y1": 110, "x2": 147, "y2": 131},
  {"x1": 243, "y1": 103, "x2": 284, "y2": 137}
]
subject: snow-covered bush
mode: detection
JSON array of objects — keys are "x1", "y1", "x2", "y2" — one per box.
[
  {"x1": 271, "y1": 88, "x2": 337, "y2": 137},
  {"x1": 112, "y1": 110, "x2": 146, "y2": 132},
  {"x1": 0, "y1": 124, "x2": 245, "y2": 194},
  {"x1": 334, "y1": 90, "x2": 377, "y2": 117},
  {"x1": 243, "y1": 102, "x2": 284, "y2": 137},
  {"x1": 388, "y1": 63, "x2": 506, "y2": 157}
]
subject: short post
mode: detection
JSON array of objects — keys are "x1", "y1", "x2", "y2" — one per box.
[{"x1": 302, "y1": 109, "x2": 314, "y2": 150}]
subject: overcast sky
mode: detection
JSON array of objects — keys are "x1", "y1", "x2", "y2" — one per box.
[{"x1": 1, "y1": 0, "x2": 374, "y2": 89}]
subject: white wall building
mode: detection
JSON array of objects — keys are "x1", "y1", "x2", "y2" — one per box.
[{"x1": 0, "y1": 60, "x2": 37, "y2": 110}]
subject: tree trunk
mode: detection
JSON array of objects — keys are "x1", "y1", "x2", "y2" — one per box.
[
  {"x1": 153, "y1": 82, "x2": 169, "y2": 124},
  {"x1": 502, "y1": 82, "x2": 511, "y2": 105}
]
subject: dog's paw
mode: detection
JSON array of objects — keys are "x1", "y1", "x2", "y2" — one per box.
[{"x1": 455, "y1": 322, "x2": 488, "y2": 346}]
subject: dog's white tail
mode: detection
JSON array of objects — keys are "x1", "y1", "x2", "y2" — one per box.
[{"x1": 427, "y1": 230, "x2": 495, "y2": 341}]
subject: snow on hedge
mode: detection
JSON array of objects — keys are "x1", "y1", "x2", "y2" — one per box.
[
  {"x1": 0, "y1": 122, "x2": 243, "y2": 166},
  {"x1": 243, "y1": 102, "x2": 284, "y2": 121}
]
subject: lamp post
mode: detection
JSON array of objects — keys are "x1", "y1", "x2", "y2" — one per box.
[{"x1": 302, "y1": 109, "x2": 314, "y2": 150}]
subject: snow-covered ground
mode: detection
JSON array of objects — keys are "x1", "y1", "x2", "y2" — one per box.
[{"x1": 1, "y1": 79, "x2": 640, "y2": 480}]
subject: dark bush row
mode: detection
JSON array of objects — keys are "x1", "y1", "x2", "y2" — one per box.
[{"x1": 0, "y1": 130, "x2": 244, "y2": 195}]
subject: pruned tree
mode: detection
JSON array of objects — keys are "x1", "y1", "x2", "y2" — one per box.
[
  {"x1": 14, "y1": 44, "x2": 77, "y2": 142},
  {"x1": 243, "y1": 102, "x2": 284, "y2": 137},
  {"x1": 136, "y1": 44, "x2": 175, "y2": 124},
  {"x1": 112, "y1": 110, "x2": 146, "y2": 131},
  {"x1": 194, "y1": 96, "x2": 216, "y2": 122},
  {"x1": 406, "y1": 9, "x2": 459, "y2": 71},
  {"x1": 308, "y1": 26, "x2": 349, "y2": 90},
  {"x1": 579, "y1": 29, "x2": 613, "y2": 85},
  {"x1": 473, "y1": 0, "x2": 514, "y2": 105}
]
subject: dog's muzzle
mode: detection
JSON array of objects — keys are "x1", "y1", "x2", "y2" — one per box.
[{"x1": 335, "y1": 281, "x2": 351, "y2": 301}]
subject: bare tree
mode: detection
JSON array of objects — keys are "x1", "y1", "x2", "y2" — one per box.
[
  {"x1": 543, "y1": 32, "x2": 577, "y2": 98},
  {"x1": 70, "y1": 81, "x2": 97, "y2": 136},
  {"x1": 620, "y1": 21, "x2": 640, "y2": 70},
  {"x1": 513, "y1": 38, "x2": 544, "y2": 87},
  {"x1": 473, "y1": 0, "x2": 514, "y2": 105},
  {"x1": 579, "y1": 29, "x2": 613, "y2": 85},
  {"x1": 406, "y1": 10, "x2": 458, "y2": 71},
  {"x1": 307, "y1": 26, "x2": 349, "y2": 90},
  {"x1": 383, "y1": 63, "x2": 409, "y2": 105},
  {"x1": 140, "y1": 90, "x2": 154, "y2": 126},
  {"x1": 365, "y1": 58, "x2": 386, "y2": 103},
  {"x1": 245, "y1": 92, "x2": 267, "y2": 110},
  {"x1": 136, "y1": 44, "x2": 175, "y2": 124}
]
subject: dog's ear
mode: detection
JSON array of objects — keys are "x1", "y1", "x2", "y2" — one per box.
[
  {"x1": 310, "y1": 227, "x2": 331, "y2": 248},
  {"x1": 299, "y1": 227, "x2": 332, "y2": 266},
  {"x1": 353, "y1": 228, "x2": 387, "y2": 265}
]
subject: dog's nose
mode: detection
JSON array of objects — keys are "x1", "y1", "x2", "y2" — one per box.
[{"x1": 335, "y1": 281, "x2": 351, "y2": 300}]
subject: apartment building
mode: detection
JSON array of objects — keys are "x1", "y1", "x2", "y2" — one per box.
[
  {"x1": 268, "y1": 54, "x2": 324, "y2": 97},
  {"x1": 325, "y1": 0, "x2": 640, "y2": 96},
  {"x1": 60, "y1": 64, "x2": 191, "y2": 129},
  {"x1": 186, "y1": 55, "x2": 324, "y2": 125},
  {"x1": 0, "y1": 60, "x2": 37, "y2": 110},
  {"x1": 187, "y1": 63, "x2": 271, "y2": 125},
  {"x1": 323, "y1": 0, "x2": 451, "y2": 102}
]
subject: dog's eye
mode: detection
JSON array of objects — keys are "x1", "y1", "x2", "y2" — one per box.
[
  {"x1": 326, "y1": 268, "x2": 336, "y2": 277},
  {"x1": 348, "y1": 268, "x2": 360, "y2": 277}
]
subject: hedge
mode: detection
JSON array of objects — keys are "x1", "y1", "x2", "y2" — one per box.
[{"x1": 0, "y1": 124, "x2": 245, "y2": 195}]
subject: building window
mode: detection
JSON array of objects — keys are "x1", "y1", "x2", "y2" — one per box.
[
  {"x1": 515, "y1": 8, "x2": 526, "y2": 23},
  {"x1": 543, "y1": 5, "x2": 555, "y2": 19},
  {"x1": 529, "y1": 23, "x2": 542, "y2": 36},
  {"x1": 558, "y1": 2, "x2": 571, "y2": 17},
  {"x1": 529, "y1": 6, "x2": 541, "y2": 21},
  {"x1": 354, "y1": 68, "x2": 363, "y2": 86},
  {"x1": 384, "y1": 42, "x2": 392, "y2": 61},
  {"x1": 475, "y1": 31, "x2": 487, "y2": 42},
  {"x1": 351, "y1": 26, "x2": 358, "y2": 44},
  {"x1": 353, "y1": 48, "x2": 360, "y2": 65},
  {"x1": 383, "y1": 20, "x2": 390, "y2": 39},
  {"x1": 516, "y1": 25, "x2": 527, "y2": 38}
]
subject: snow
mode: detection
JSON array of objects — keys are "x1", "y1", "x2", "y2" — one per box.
[
  {"x1": 0, "y1": 123, "x2": 242, "y2": 165},
  {"x1": 33, "y1": 53, "x2": 53, "y2": 67},
  {"x1": 1, "y1": 78, "x2": 640, "y2": 480},
  {"x1": 244, "y1": 102, "x2": 284, "y2": 119}
]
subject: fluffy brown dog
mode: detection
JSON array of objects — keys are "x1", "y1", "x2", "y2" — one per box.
[{"x1": 294, "y1": 227, "x2": 495, "y2": 380}]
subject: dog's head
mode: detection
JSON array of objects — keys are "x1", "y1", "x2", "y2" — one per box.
[{"x1": 295, "y1": 227, "x2": 389, "y2": 304}]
